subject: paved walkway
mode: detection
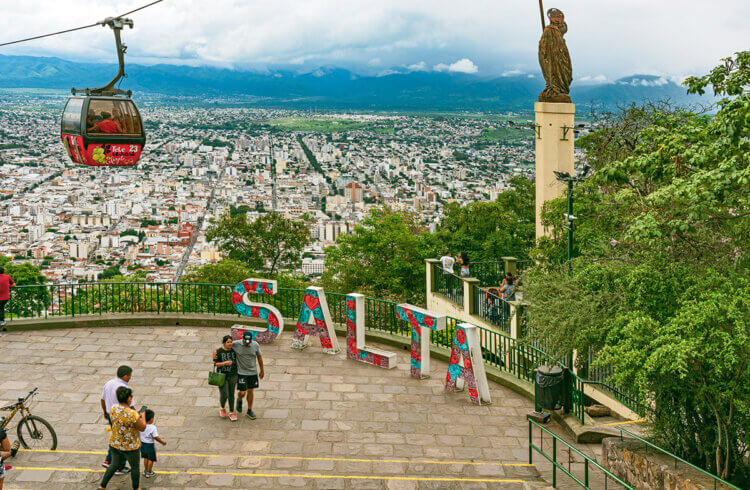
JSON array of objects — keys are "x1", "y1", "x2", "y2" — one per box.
[{"x1": 0, "y1": 325, "x2": 550, "y2": 489}]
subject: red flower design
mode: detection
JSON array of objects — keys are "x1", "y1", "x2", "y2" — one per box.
[
  {"x1": 268, "y1": 313, "x2": 279, "y2": 328},
  {"x1": 373, "y1": 356, "x2": 381, "y2": 366},
  {"x1": 296, "y1": 324, "x2": 308, "y2": 336},
  {"x1": 231, "y1": 292, "x2": 243, "y2": 305},
  {"x1": 251, "y1": 306, "x2": 260, "y2": 318},
  {"x1": 445, "y1": 372, "x2": 452, "y2": 383},
  {"x1": 424, "y1": 316, "x2": 434, "y2": 328},
  {"x1": 261, "y1": 283, "x2": 273, "y2": 295},
  {"x1": 463, "y1": 358, "x2": 472, "y2": 370},
  {"x1": 347, "y1": 300, "x2": 355, "y2": 310},
  {"x1": 469, "y1": 388, "x2": 478, "y2": 398},
  {"x1": 456, "y1": 328, "x2": 465, "y2": 345},
  {"x1": 315, "y1": 318, "x2": 327, "y2": 328},
  {"x1": 304, "y1": 294, "x2": 320, "y2": 311},
  {"x1": 320, "y1": 337, "x2": 333, "y2": 349},
  {"x1": 449, "y1": 351, "x2": 459, "y2": 365}
]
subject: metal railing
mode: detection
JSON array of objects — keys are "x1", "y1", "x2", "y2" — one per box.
[
  {"x1": 580, "y1": 347, "x2": 642, "y2": 413},
  {"x1": 614, "y1": 427, "x2": 740, "y2": 490},
  {"x1": 470, "y1": 260, "x2": 505, "y2": 286},
  {"x1": 529, "y1": 419, "x2": 632, "y2": 489},
  {"x1": 474, "y1": 285, "x2": 511, "y2": 333},
  {"x1": 430, "y1": 262, "x2": 464, "y2": 307}
]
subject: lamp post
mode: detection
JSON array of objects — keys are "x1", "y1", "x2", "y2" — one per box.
[{"x1": 553, "y1": 171, "x2": 583, "y2": 276}]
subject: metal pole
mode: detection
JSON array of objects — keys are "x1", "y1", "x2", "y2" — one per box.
[
  {"x1": 538, "y1": 0, "x2": 546, "y2": 31},
  {"x1": 567, "y1": 180, "x2": 573, "y2": 277}
]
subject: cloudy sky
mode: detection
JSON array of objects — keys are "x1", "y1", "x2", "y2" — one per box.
[{"x1": 1, "y1": 0, "x2": 747, "y2": 81}]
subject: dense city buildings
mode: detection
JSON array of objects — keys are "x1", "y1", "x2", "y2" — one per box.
[{"x1": 0, "y1": 92, "x2": 575, "y2": 283}]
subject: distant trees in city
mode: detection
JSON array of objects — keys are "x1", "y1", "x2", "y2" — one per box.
[
  {"x1": 321, "y1": 208, "x2": 439, "y2": 304},
  {"x1": 434, "y1": 175, "x2": 535, "y2": 263},
  {"x1": 0, "y1": 255, "x2": 49, "y2": 317},
  {"x1": 524, "y1": 52, "x2": 750, "y2": 485},
  {"x1": 206, "y1": 210, "x2": 311, "y2": 276}
]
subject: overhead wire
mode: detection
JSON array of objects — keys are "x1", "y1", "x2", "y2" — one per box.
[{"x1": 0, "y1": 0, "x2": 165, "y2": 47}]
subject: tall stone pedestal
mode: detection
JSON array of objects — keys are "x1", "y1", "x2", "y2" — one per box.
[{"x1": 534, "y1": 102, "x2": 575, "y2": 240}]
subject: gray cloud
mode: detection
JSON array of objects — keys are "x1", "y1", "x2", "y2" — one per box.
[{"x1": 0, "y1": 0, "x2": 746, "y2": 79}]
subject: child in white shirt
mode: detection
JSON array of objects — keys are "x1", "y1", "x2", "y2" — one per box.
[{"x1": 139, "y1": 409, "x2": 167, "y2": 478}]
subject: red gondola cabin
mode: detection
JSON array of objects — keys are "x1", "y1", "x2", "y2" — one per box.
[{"x1": 61, "y1": 95, "x2": 145, "y2": 167}]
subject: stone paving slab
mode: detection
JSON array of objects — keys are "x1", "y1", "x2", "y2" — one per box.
[{"x1": 0, "y1": 325, "x2": 548, "y2": 489}]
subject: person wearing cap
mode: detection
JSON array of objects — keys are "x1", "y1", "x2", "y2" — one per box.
[{"x1": 215, "y1": 331, "x2": 264, "y2": 419}]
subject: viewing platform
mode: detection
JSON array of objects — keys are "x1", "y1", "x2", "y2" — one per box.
[{"x1": 0, "y1": 281, "x2": 635, "y2": 489}]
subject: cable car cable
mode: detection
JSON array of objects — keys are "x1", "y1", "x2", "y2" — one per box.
[{"x1": 0, "y1": 0, "x2": 165, "y2": 47}]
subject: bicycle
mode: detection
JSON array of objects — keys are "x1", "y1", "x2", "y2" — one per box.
[{"x1": 0, "y1": 387, "x2": 57, "y2": 450}]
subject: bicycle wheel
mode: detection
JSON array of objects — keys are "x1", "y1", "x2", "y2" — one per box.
[{"x1": 17, "y1": 415, "x2": 57, "y2": 450}]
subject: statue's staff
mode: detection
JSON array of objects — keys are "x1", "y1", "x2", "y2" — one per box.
[{"x1": 539, "y1": 0, "x2": 546, "y2": 31}]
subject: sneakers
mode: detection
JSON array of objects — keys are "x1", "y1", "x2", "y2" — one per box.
[
  {"x1": 219, "y1": 408, "x2": 227, "y2": 418},
  {"x1": 115, "y1": 467, "x2": 131, "y2": 476},
  {"x1": 10, "y1": 441, "x2": 19, "y2": 457},
  {"x1": 228, "y1": 412, "x2": 237, "y2": 422},
  {"x1": 101, "y1": 461, "x2": 110, "y2": 469},
  {"x1": 246, "y1": 410, "x2": 257, "y2": 420},
  {"x1": 236, "y1": 400, "x2": 242, "y2": 413},
  {"x1": 144, "y1": 470, "x2": 156, "y2": 478}
]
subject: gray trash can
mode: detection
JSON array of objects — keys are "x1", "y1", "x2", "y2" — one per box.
[{"x1": 536, "y1": 364, "x2": 564, "y2": 411}]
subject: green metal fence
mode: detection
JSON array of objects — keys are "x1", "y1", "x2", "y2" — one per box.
[{"x1": 529, "y1": 419, "x2": 632, "y2": 489}]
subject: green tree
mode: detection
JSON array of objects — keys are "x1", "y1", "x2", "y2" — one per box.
[
  {"x1": 0, "y1": 256, "x2": 49, "y2": 317},
  {"x1": 524, "y1": 53, "x2": 750, "y2": 484},
  {"x1": 206, "y1": 212, "x2": 311, "y2": 275},
  {"x1": 434, "y1": 175, "x2": 535, "y2": 262},
  {"x1": 321, "y1": 208, "x2": 438, "y2": 304}
]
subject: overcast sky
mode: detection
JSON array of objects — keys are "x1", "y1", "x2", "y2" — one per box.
[{"x1": 1, "y1": 0, "x2": 747, "y2": 81}]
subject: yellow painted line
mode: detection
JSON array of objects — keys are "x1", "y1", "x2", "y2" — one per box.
[
  {"x1": 601, "y1": 418, "x2": 646, "y2": 427},
  {"x1": 22, "y1": 448, "x2": 533, "y2": 467},
  {"x1": 11, "y1": 466, "x2": 526, "y2": 483}
]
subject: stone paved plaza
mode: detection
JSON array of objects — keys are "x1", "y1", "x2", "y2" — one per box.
[{"x1": 0, "y1": 325, "x2": 551, "y2": 489}]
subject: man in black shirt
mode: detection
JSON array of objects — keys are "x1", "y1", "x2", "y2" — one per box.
[{"x1": 213, "y1": 335, "x2": 239, "y2": 422}]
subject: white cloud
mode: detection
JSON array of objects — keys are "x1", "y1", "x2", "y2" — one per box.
[
  {"x1": 618, "y1": 76, "x2": 670, "y2": 87},
  {"x1": 434, "y1": 58, "x2": 478, "y2": 74},
  {"x1": 407, "y1": 61, "x2": 428, "y2": 71},
  {"x1": 0, "y1": 0, "x2": 747, "y2": 79},
  {"x1": 501, "y1": 69, "x2": 524, "y2": 77},
  {"x1": 448, "y1": 58, "x2": 479, "y2": 74},
  {"x1": 577, "y1": 74, "x2": 608, "y2": 83}
]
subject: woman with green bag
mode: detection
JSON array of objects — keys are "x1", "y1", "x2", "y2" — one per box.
[{"x1": 213, "y1": 335, "x2": 238, "y2": 422}]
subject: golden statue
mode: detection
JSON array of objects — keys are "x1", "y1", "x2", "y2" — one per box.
[{"x1": 538, "y1": 8, "x2": 572, "y2": 103}]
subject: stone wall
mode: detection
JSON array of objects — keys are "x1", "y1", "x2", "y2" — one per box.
[{"x1": 601, "y1": 438, "x2": 719, "y2": 490}]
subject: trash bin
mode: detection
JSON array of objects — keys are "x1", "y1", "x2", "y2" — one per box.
[{"x1": 536, "y1": 364, "x2": 564, "y2": 411}]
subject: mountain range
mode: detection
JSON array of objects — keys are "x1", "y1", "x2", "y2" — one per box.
[{"x1": 0, "y1": 54, "x2": 710, "y2": 110}]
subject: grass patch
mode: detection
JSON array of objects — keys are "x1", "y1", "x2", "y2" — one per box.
[
  {"x1": 479, "y1": 126, "x2": 532, "y2": 143},
  {"x1": 268, "y1": 117, "x2": 367, "y2": 133}
]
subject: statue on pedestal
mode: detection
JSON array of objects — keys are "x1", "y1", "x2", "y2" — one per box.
[{"x1": 538, "y1": 8, "x2": 572, "y2": 103}]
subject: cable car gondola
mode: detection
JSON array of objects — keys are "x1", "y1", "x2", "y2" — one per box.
[{"x1": 60, "y1": 17, "x2": 145, "y2": 167}]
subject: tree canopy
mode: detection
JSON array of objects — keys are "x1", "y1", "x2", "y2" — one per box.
[
  {"x1": 321, "y1": 208, "x2": 438, "y2": 304},
  {"x1": 524, "y1": 52, "x2": 749, "y2": 484},
  {"x1": 206, "y1": 211, "x2": 311, "y2": 275}
]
